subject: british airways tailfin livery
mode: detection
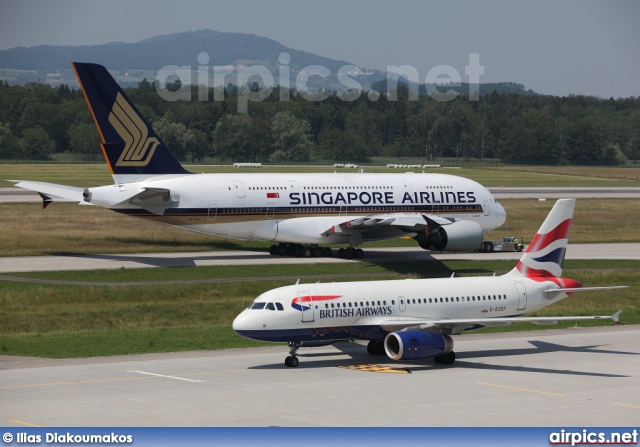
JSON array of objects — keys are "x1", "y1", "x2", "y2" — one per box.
[
  {"x1": 13, "y1": 62, "x2": 506, "y2": 257},
  {"x1": 233, "y1": 199, "x2": 626, "y2": 367}
]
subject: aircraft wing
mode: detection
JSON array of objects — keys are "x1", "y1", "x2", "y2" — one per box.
[
  {"x1": 376, "y1": 311, "x2": 622, "y2": 334},
  {"x1": 324, "y1": 213, "x2": 453, "y2": 236}
]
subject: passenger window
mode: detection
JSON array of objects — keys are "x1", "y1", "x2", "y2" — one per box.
[{"x1": 250, "y1": 302, "x2": 266, "y2": 310}]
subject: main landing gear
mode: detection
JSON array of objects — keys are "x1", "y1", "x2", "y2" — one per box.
[
  {"x1": 269, "y1": 243, "x2": 332, "y2": 258},
  {"x1": 367, "y1": 340, "x2": 386, "y2": 356},
  {"x1": 433, "y1": 351, "x2": 456, "y2": 365},
  {"x1": 284, "y1": 342, "x2": 301, "y2": 367},
  {"x1": 337, "y1": 247, "x2": 364, "y2": 259},
  {"x1": 269, "y1": 243, "x2": 365, "y2": 259}
]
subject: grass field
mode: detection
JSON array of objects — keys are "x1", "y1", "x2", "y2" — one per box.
[
  {"x1": 0, "y1": 260, "x2": 637, "y2": 358},
  {"x1": 2, "y1": 163, "x2": 640, "y2": 187},
  {"x1": 0, "y1": 198, "x2": 638, "y2": 256},
  {"x1": 0, "y1": 163, "x2": 637, "y2": 359}
]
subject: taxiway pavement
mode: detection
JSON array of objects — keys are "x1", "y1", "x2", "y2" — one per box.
[
  {"x1": 0, "y1": 243, "x2": 638, "y2": 273},
  {"x1": 1, "y1": 326, "x2": 638, "y2": 426}
]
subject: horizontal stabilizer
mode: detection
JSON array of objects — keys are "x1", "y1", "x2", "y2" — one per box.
[
  {"x1": 543, "y1": 285, "x2": 628, "y2": 298},
  {"x1": 12, "y1": 181, "x2": 84, "y2": 202}
]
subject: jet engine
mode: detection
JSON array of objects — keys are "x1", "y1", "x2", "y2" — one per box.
[
  {"x1": 384, "y1": 331, "x2": 454, "y2": 361},
  {"x1": 414, "y1": 220, "x2": 483, "y2": 252}
]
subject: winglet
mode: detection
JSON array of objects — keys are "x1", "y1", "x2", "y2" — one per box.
[
  {"x1": 38, "y1": 192, "x2": 53, "y2": 209},
  {"x1": 612, "y1": 310, "x2": 623, "y2": 325}
]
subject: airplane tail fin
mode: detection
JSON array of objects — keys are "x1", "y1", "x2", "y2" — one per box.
[
  {"x1": 505, "y1": 199, "x2": 575, "y2": 279},
  {"x1": 72, "y1": 62, "x2": 191, "y2": 182}
]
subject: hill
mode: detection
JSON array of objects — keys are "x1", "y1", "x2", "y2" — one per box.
[{"x1": 0, "y1": 29, "x2": 386, "y2": 91}]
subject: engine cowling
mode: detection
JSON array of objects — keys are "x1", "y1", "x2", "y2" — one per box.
[
  {"x1": 384, "y1": 331, "x2": 454, "y2": 361},
  {"x1": 415, "y1": 220, "x2": 483, "y2": 252}
]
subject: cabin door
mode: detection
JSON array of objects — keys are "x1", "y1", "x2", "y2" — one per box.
[
  {"x1": 514, "y1": 282, "x2": 527, "y2": 311},
  {"x1": 294, "y1": 291, "x2": 315, "y2": 323}
]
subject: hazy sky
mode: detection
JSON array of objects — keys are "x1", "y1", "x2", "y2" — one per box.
[{"x1": 1, "y1": 0, "x2": 638, "y2": 97}]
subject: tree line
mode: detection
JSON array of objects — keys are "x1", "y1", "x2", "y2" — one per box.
[{"x1": 1, "y1": 79, "x2": 639, "y2": 165}]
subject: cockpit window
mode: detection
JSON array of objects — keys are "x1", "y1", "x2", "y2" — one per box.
[
  {"x1": 250, "y1": 302, "x2": 266, "y2": 310},
  {"x1": 275, "y1": 302, "x2": 284, "y2": 311},
  {"x1": 265, "y1": 303, "x2": 275, "y2": 311}
]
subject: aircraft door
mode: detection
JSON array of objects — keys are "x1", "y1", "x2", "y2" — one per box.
[
  {"x1": 266, "y1": 190, "x2": 280, "y2": 219},
  {"x1": 514, "y1": 282, "x2": 527, "y2": 311},
  {"x1": 233, "y1": 180, "x2": 246, "y2": 198},
  {"x1": 483, "y1": 200, "x2": 490, "y2": 216},
  {"x1": 207, "y1": 202, "x2": 217, "y2": 220},
  {"x1": 398, "y1": 296, "x2": 406, "y2": 312},
  {"x1": 294, "y1": 291, "x2": 315, "y2": 323}
]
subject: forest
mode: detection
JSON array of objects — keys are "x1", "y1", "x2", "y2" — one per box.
[{"x1": 0, "y1": 79, "x2": 639, "y2": 165}]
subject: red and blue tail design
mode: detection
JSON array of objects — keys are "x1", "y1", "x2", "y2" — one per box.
[{"x1": 506, "y1": 199, "x2": 581, "y2": 287}]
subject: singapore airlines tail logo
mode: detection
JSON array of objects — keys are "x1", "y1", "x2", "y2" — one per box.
[{"x1": 108, "y1": 92, "x2": 160, "y2": 167}]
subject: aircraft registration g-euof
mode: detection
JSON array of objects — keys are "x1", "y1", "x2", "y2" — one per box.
[
  {"x1": 12, "y1": 62, "x2": 506, "y2": 257},
  {"x1": 233, "y1": 199, "x2": 626, "y2": 367}
]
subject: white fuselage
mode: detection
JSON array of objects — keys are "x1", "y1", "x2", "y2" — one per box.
[
  {"x1": 87, "y1": 172, "x2": 506, "y2": 244},
  {"x1": 232, "y1": 275, "x2": 569, "y2": 343}
]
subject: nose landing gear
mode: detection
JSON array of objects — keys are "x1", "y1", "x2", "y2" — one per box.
[{"x1": 284, "y1": 342, "x2": 301, "y2": 367}]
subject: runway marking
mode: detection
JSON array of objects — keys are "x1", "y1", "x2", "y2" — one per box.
[
  {"x1": 478, "y1": 382, "x2": 565, "y2": 397},
  {"x1": 128, "y1": 370, "x2": 205, "y2": 383},
  {"x1": 0, "y1": 369, "x2": 249, "y2": 390},
  {"x1": 338, "y1": 364, "x2": 411, "y2": 374},
  {"x1": 9, "y1": 420, "x2": 42, "y2": 427},
  {"x1": 0, "y1": 376, "x2": 151, "y2": 389},
  {"x1": 613, "y1": 402, "x2": 640, "y2": 409}
]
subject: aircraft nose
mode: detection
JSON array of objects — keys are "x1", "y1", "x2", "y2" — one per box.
[
  {"x1": 497, "y1": 202, "x2": 507, "y2": 226},
  {"x1": 232, "y1": 311, "x2": 252, "y2": 333}
]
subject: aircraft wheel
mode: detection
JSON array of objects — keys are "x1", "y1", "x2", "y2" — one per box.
[
  {"x1": 303, "y1": 248, "x2": 312, "y2": 258},
  {"x1": 434, "y1": 351, "x2": 456, "y2": 365},
  {"x1": 313, "y1": 247, "x2": 323, "y2": 257},
  {"x1": 278, "y1": 245, "x2": 287, "y2": 256},
  {"x1": 374, "y1": 340, "x2": 385, "y2": 355},
  {"x1": 355, "y1": 248, "x2": 364, "y2": 259},
  {"x1": 269, "y1": 245, "x2": 279, "y2": 256},
  {"x1": 285, "y1": 356, "x2": 299, "y2": 367},
  {"x1": 322, "y1": 247, "x2": 333, "y2": 257},
  {"x1": 486, "y1": 243, "x2": 494, "y2": 253},
  {"x1": 367, "y1": 340, "x2": 377, "y2": 355},
  {"x1": 338, "y1": 248, "x2": 346, "y2": 258},
  {"x1": 345, "y1": 248, "x2": 354, "y2": 259}
]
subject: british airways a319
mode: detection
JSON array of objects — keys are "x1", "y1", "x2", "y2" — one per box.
[
  {"x1": 233, "y1": 199, "x2": 626, "y2": 367},
  {"x1": 13, "y1": 62, "x2": 506, "y2": 257}
]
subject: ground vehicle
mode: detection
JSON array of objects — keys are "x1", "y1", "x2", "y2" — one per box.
[{"x1": 479, "y1": 236, "x2": 524, "y2": 252}]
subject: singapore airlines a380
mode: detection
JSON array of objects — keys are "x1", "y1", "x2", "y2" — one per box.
[{"x1": 13, "y1": 62, "x2": 506, "y2": 258}]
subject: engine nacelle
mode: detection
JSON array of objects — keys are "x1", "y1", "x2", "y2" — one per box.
[
  {"x1": 384, "y1": 331, "x2": 454, "y2": 361},
  {"x1": 415, "y1": 220, "x2": 483, "y2": 252}
]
